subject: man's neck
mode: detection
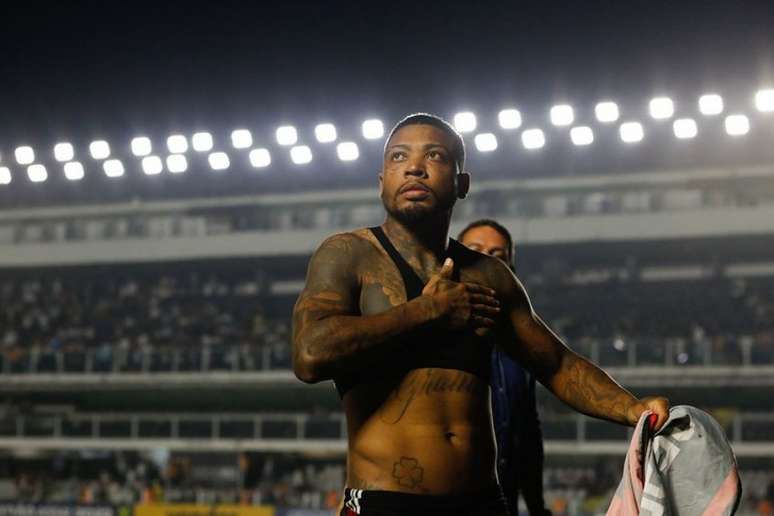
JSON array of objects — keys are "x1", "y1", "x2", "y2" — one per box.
[{"x1": 382, "y1": 214, "x2": 451, "y2": 269}]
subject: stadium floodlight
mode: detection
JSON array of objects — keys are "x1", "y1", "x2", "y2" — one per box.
[
  {"x1": 724, "y1": 114, "x2": 750, "y2": 136},
  {"x1": 521, "y1": 128, "x2": 546, "y2": 150},
  {"x1": 166, "y1": 154, "x2": 188, "y2": 174},
  {"x1": 89, "y1": 140, "x2": 111, "y2": 159},
  {"x1": 103, "y1": 159, "x2": 125, "y2": 178},
  {"x1": 673, "y1": 118, "x2": 698, "y2": 139},
  {"x1": 337, "y1": 141, "x2": 359, "y2": 161},
  {"x1": 315, "y1": 123, "x2": 338, "y2": 143},
  {"x1": 15, "y1": 146, "x2": 35, "y2": 165},
  {"x1": 141, "y1": 155, "x2": 163, "y2": 175},
  {"x1": 570, "y1": 126, "x2": 594, "y2": 146},
  {"x1": 698, "y1": 94, "x2": 724, "y2": 116},
  {"x1": 474, "y1": 133, "x2": 498, "y2": 152},
  {"x1": 249, "y1": 148, "x2": 271, "y2": 168},
  {"x1": 0, "y1": 167, "x2": 11, "y2": 185},
  {"x1": 550, "y1": 104, "x2": 574, "y2": 126},
  {"x1": 362, "y1": 119, "x2": 385, "y2": 140},
  {"x1": 497, "y1": 109, "x2": 522, "y2": 130},
  {"x1": 231, "y1": 129, "x2": 253, "y2": 149},
  {"x1": 619, "y1": 121, "x2": 644, "y2": 143},
  {"x1": 453, "y1": 112, "x2": 477, "y2": 133},
  {"x1": 208, "y1": 152, "x2": 230, "y2": 170},
  {"x1": 192, "y1": 132, "x2": 214, "y2": 152},
  {"x1": 276, "y1": 125, "x2": 298, "y2": 146},
  {"x1": 755, "y1": 89, "x2": 774, "y2": 112},
  {"x1": 27, "y1": 164, "x2": 47, "y2": 183},
  {"x1": 595, "y1": 101, "x2": 620, "y2": 123},
  {"x1": 290, "y1": 145, "x2": 313, "y2": 165},
  {"x1": 54, "y1": 142, "x2": 75, "y2": 162},
  {"x1": 649, "y1": 97, "x2": 674, "y2": 120},
  {"x1": 63, "y1": 161, "x2": 85, "y2": 181},
  {"x1": 131, "y1": 136, "x2": 152, "y2": 157},
  {"x1": 167, "y1": 134, "x2": 188, "y2": 153}
]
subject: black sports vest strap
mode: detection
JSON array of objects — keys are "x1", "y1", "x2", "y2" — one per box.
[{"x1": 369, "y1": 226, "x2": 425, "y2": 299}]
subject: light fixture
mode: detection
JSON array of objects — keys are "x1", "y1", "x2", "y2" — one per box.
[
  {"x1": 103, "y1": 159, "x2": 125, "y2": 178},
  {"x1": 249, "y1": 148, "x2": 271, "y2": 168},
  {"x1": 208, "y1": 152, "x2": 230, "y2": 170},
  {"x1": 315, "y1": 123, "x2": 338, "y2": 143},
  {"x1": 290, "y1": 145, "x2": 313, "y2": 164},
  {"x1": 63, "y1": 161, "x2": 85, "y2": 181},
  {"x1": 276, "y1": 126, "x2": 298, "y2": 146},
  {"x1": 192, "y1": 132, "x2": 214, "y2": 152},
  {"x1": 27, "y1": 164, "x2": 48, "y2": 183},
  {"x1": 755, "y1": 89, "x2": 774, "y2": 112},
  {"x1": 550, "y1": 104, "x2": 574, "y2": 126},
  {"x1": 89, "y1": 140, "x2": 111, "y2": 160},
  {"x1": 15, "y1": 146, "x2": 35, "y2": 165},
  {"x1": 166, "y1": 154, "x2": 188, "y2": 173},
  {"x1": 619, "y1": 122, "x2": 645, "y2": 143},
  {"x1": 336, "y1": 141, "x2": 359, "y2": 161},
  {"x1": 498, "y1": 109, "x2": 522, "y2": 130},
  {"x1": 698, "y1": 94, "x2": 724, "y2": 116},
  {"x1": 167, "y1": 134, "x2": 188, "y2": 153},
  {"x1": 362, "y1": 119, "x2": 384, "y2": 140},
  {"x1": 131, "y1": 137, "x2": 152, "y2": 156},
  {"x1": 453, "y1": 112, "x2": 477, "y2": 133},
  {"x1": 0, "y1": 167, "x2": 10, "y2": 185},
  {"x1": 521, "y1": 129, "x2": 546, "y2": 150},
  {"x1": 595, "y1": 101, "x2": 620, "y2": 123},
  {"x1": 231, "y1": 129, "x2": 253, "y2": 149},
  {"x1": 673, "y1": 118, "x2": 698, "y2": 139},
  {"x1": 141, "y1": 155, "x2": 163, "y2": 175},
  {"x1": 570, "y1": 126, "x2": 594, "y2": 146},
  {"x1": 649, "y1": 97, "x2": 674, "y2": 120},
  {"x1": 474, "y1": 133, "x2": 498, "y2": 152},
  {"x1": 54, "y1": 142, "x2": 75, "y2": 162},
  {"x1": 724, "y1": 114, "x2": 750, "y2": 136}
]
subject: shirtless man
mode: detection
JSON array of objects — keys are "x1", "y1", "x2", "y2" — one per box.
[{"x1": 292, "y1": 113, "x2": 669, "y2": 516}]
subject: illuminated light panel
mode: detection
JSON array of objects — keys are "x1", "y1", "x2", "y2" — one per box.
[
  {"x1": 755, "y1": 89, "x2": 774, "y2": 112},
  {"x1": 521, "y1": 128, "x2": 546, "y2": 150},
  {"x1": 0, "y1": 167, "x2": 11, "y2": 185},
  {"x1": 208, "y1": 152, "x2": 230, "y2": 170},
  {"x1": 142, "y1": 155, "x2": 163, "y2": 175},
  {"x1": 54, "y1": 142, "x2": 75, "y2": 162},
  {"x1": 27, "y1": 164, "x2": 47, "y2": 183},
  {"x1": 131, "y1": 137, "x2": 152, "y2": 156},
  {"x1": 15, "y1": 146, "x2": 35, "y2": 165},
  {"x1": 89, "y1": 140, "x2": 111, "y2": 160},
  {"x1": 249, "y1": 148, "x2": 271, "y2": 168},
  {"x1": 336, "y1": 141, "x2": 359, "y2": 161},
  {"x1": 698, "y1": 94, "x2": 724, "y2": 116},
  {"x1": 595, "y1": 101, "x2": 620, "y2": 123},
  {"x1": 649, "y1": 97, "x2": 674, "y2": 119},
  {"x1": 550, "y1": 104, "x2": 574, "y2": 126},
  {"x1": 673, "y1": 118, "x2": 698, "y2": 139},
  {"x1": 453, "y1": 112, "x2": 477, "y2": 133},
  {"x1": 63, "y1": 161, "x2": 85, "y2": 181},
  {"x1": 192, "y1": 132, "x2": 214, "y2": 152},
  {"x1": 619, "y1": 122, "x2": 645, "y2": 143},
  {"x1": 498, "y1": 109, "x2": 522, "y2": 130},
  {"x1": 276, "y1": 126, "x2": 298, "y2": 146},
  {"x1": 473, "y1": 133, "x2": 498, "y2": 152},
  {"x1": 290, "y1": 145, "x2": 313, "y2": 165},
  {"x1": 361, "y1": 119, "x2": 384, "y2": 140},
  {"x1": 166, "y1": 154, "x2": 188, "y2": 174},
  {"x1": 103, "y1": 159, "x2": 125, "y2": 178},
  {"x1": 570, "y1": 126, "x2": 594, "y2": 146},
  {"x1": 167, "y1": 134, "x2": 188, "y2": 153},
  {"x1": 725, "y1": 114, "x2": 750, "y2": 136},
  {"x1": 231, "y1": 129, "x2": 253, "y2": 149},
  {"x1": 315, "y1": 123, "x2": 338, "y2": 143}
]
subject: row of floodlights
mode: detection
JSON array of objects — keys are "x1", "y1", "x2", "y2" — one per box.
[{"x1": 1, "y1": 90, "x2": 773, "y2": 185}]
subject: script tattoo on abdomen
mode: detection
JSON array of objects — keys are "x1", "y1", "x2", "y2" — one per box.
[{"x1": 379, "y1": 369, "x2": 484, "y2": 424}]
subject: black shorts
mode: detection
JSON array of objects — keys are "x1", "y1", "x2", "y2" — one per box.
[{"x1": 339, "y1": 486, "x2": 510, "y2": 516}]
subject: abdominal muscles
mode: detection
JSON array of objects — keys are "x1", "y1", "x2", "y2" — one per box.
[{"x1": 344, "y1": 368, "x2": 497, "y2": 494}]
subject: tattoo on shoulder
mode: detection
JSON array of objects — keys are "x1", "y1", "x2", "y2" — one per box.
[{"x1": 392, "y1": 456, "x2": 424, "y2": 489}]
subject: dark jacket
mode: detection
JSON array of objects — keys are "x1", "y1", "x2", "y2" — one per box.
[{"x1": 491, "y1": 348, "x2": 550, "y2": 515}]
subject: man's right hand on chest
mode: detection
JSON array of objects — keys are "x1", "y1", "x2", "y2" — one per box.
[{"x1": 422, "y1": 258, "x2": 500, "y2": 330}]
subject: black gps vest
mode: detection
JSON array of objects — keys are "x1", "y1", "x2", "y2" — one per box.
[{"x1": 333, "y1": 226, "x2": 493, "y2": 398}]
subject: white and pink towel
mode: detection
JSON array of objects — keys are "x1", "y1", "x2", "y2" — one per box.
[{"x1": 607, "y1": 405, "x2": 741, "y2": 516}]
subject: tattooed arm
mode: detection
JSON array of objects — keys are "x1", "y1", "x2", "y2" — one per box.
[
  {"x1": 493, "y1": 261, "x2": 669, "y2": 429},
  {"x1": 292, "y1": 234, "x2": 499, "y2": 383}
]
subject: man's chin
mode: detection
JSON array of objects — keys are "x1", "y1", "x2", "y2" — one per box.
[{"x1": 390, "y1": 205, "x2": 435, "y2": 225}]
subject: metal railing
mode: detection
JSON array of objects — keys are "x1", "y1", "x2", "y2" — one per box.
[{"x1": 1, "y1": 337, "x2": 772, "y2": 375}]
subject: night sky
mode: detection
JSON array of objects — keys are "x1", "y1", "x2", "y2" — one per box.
[{"x1": 1, "y1": 1, "x2": 773, "y2": 204}]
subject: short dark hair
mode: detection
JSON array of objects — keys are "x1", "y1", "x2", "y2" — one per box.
[
  {"x1": 457, "y1": 219, "x2": 514, "y2": 262},
  {"x1": 384, "y1": 113, "x2": 466, "y2": 174}
]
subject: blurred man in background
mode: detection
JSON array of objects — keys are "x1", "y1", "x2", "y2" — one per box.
[{"x1": 458, "y1": 219, "x2": 551, "y2": 516}]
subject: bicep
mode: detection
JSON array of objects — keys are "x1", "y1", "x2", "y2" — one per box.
[
  {"x1": 292, "y1": 235, "x2": 360, "y2": 331},
  {"x1": 498, "y1": 270, "x2": 567, "y2": 384}
]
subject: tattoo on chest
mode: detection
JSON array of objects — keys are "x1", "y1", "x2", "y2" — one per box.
[
  {"x1": 378, "y1": 369, "x2": 484, "y2": 424},
  {"x1": 392, "y1": 456, "x2": 424, "y2": 489}
]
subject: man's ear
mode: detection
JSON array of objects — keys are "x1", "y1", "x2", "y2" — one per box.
[
  {"x1": 378, "y1": 172, "x2": 384, "y2": 197},
  {"x1": 456, "y1": 172, "x2": 470, "y2": 199}
]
